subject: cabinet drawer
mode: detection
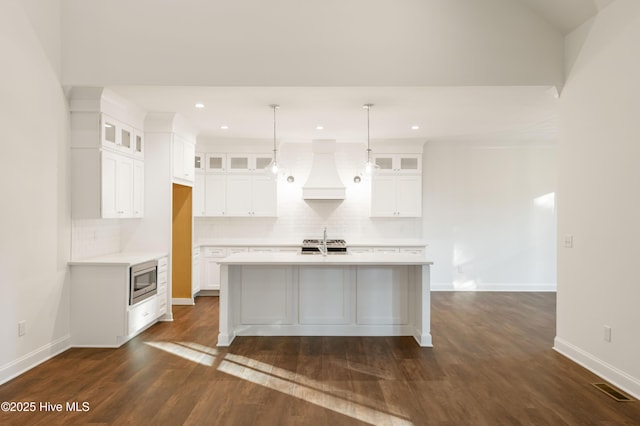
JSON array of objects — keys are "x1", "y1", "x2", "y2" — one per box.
[
  {"x1": 158, "y1": 270, "x2": 168, "y2": 285},
  {"x1": 158, "y1": 257, "x2": 168, "y2": 270},
  {"x1": 204, "y1": 247, "x2": 227, "y2": 257},
  {"x1": 157, "y1": 291, "x2": 167, "y2": 316},
  {"x1": 373, "y1": 247, "x2": 400, "y2": 254},
  {"x1": 400, "y1": 248, "x2": 425, "y2": 255},
  {"x1": 128, "y1": 296, "x2": 157, "y2": 336},
  {"x1": 349, "y1": 247, "x2": 374, "y2": 254},
  {"x1": 229, "y1": 247, "x2": 249, "y2": 254}
]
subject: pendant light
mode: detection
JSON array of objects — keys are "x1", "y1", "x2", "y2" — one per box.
[
  {"x1": 267, "y1": 104, "x2": 281, "y2": 175},
  {"x1": 363, "y1": 103, "x2": 379, "y2": 174}
]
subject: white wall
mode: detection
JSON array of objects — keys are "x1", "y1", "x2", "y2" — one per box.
[
  {"x1": 0, "y1": 0, "x2": 70, "y2": 383},
  {"x1": 194, "y1": 142, "x2": 424, "y2": 242},
  {"x1": 423, "y1": 140, "x2": 557, "y2": 291},
  {"x1": 556, "y1": 0, "x2": 640, "y2": 398},
  {"x1": 60, "y1": 0, "x2": 563, "y2": 87}
]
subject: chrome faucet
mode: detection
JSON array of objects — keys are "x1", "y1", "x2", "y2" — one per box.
[{"x1": 319, "y1": 226, "x2": 328, "y2": 256}]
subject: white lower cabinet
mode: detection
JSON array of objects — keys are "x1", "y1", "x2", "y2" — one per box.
[
  {"x1": 70, "y1": 256, "x2": 167, "y2": 347},
  {"x1": 192, "y1": 247, "x2": 200, "y2": 295},
  {"x1": 201, "y1": 247, "x2": 226, "y2": 291},
  {"x1": 128, "y1": 296, "x2": 158, "y2": 336},
  {"x1": 157, "y1": 256, "x2": 168, "y2": 316}
]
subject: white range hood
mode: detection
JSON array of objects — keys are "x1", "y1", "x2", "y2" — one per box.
[{"x1": 302, "y1": 140, "x2": 346, "y2": 200}]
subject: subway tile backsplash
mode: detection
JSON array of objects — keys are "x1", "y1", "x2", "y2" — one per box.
[{"x1": 71, "y1": 219, "x2": 121, "y2": 259}]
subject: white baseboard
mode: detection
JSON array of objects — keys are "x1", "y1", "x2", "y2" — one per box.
[
  {"x1": 431, "y1": 282, "x2": 556, "y2": 292},
  {"x1": 0, "y1": 335, "x2": 71, "y2": 386},
  {"x1": 172, "y1": 297, "x2": 195, "y2": 306},
  {"x1": 554, "y1": 337, "x2": 640, "y2": 399}
]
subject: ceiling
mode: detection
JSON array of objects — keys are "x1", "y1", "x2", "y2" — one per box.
[
  {"x1": 108, "y1": 1, "x2": 615, "y2": 144},
  {"x1": 517, "y1": 0, "x2": 615, "y2": 34},
  {"x1": 112, "y1": 85, "x2": 558, "y2": 143}
]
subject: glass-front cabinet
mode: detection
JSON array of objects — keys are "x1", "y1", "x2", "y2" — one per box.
[
  {"x1": 226, "y1": 153, "x2": 272, "y2": 172},
  {"x1": 373, "y1": 154, "x2": 421, "y2": 174}
]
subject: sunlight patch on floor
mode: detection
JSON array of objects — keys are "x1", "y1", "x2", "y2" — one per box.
[
  {"x1": 219, "y1": 353, "x2": 414, "y2": 426},
  {"x1": 145, "y1": 341, "x2": 218, "y2": 367}
]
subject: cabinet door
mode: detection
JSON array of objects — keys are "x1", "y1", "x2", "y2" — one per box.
[
  {"x1": 194, "y1": 152, "x2": 204, "y2": 171},
  {"x1": 371, "y1": 175, "x2": 397, "y2": 217},
  {"x1": 227, "y1": 154, "x2": 250, "y2": 172},
  {"x1": 133, "y1": 129, "x2": 144, "y2": 157},
  {"x1": 101, "y1": 151, "x2": 119, "y2": 218},
  {"x1": 254, "y1": 154, "x2": 273, "y2": 171},
  {"x1": 194, "y1": 173, "x2": 206, "y2": 217},
  {"x1": 116, "y1": 156, "x2": 133, "y2": 217},
  {"x1": 205, "y1": 153, "x2": 226, "y2": 172},
  {"x1": 396, "y1": 175, "x2": 421, "y2": 217},
  {"x1": 183, "y1": 140, "x2": 195, "y2": 181},
  {"x1": 120, "y1": 123, "x2": 133, "y2": 153},
  {"x1": 205, "y1": 174, "x2": 226, "y2": 216},
  {"x1": 132, "y1": 160, "x2": 144, "y2": 218},
  {"x1": 203, "y1": 258, "x2": 221, "y2": 290},
  {"x1": 101, "y1": 114, "x2": 119, "y2": 150},
  {"x1": 397, "y1": 155, "x2": 421, "y2": 173},
  {"x1": 251, "y1": 176, "x2": 277, "y2": 216},
  {"x1": 172, "y1": 137, "x2": 185, "y2": 179},
  {"x1": 226, "y1": 175, "x2": 252, "y2": 216},
  {"x1": 373, "y1": 155, "x2": 395, "y2": 172}
]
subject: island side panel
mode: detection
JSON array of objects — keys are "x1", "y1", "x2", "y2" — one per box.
[
  {"x1": 217, "y1": 264, "x2": 233, "y2": 346},
  {"x1": 414, "y1": 264, "x2": 433, "y2": 347}
]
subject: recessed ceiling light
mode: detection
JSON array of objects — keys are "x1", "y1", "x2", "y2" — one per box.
[
  {"x1": 195, "y1": 103, "x2": 205, "y2": 108},
  {"x1": 316, "y1": 125, "x2": 324, "y2": 130},
  {"x1": 220, "y1": 125, "x2": 229, "y2": 130},
  {"x1": 411, "y1": 125, "x2": 420, "y2": 130}
]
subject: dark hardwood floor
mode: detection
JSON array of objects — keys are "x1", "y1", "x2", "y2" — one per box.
[{"x1": 1, "y1": 292, "x2": 638, "y2": 425}]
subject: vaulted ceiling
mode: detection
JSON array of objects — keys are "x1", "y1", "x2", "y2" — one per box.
[{"x1": 60, "y1": 0, "x2": 616, "y2": 142}]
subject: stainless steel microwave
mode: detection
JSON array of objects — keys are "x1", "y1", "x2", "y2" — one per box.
[{"x1": 130, "y1": 260, "x2": 158, "y2": 305}]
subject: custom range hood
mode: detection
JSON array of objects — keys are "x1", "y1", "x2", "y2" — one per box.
[{"x1": 302, "y1": 140, "x2": 346, "y2": 200}]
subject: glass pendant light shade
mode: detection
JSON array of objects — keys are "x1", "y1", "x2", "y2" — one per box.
[{"x1": 362, "y1": 104, "x2": 379, "y2": 175}]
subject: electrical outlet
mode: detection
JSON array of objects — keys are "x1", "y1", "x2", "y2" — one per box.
[
  {"x1": 18, "y1": 321, "x2": 26, "y2": 337},
  {"x1": 564, "y1": 235, "x2": 573, "y2": 248},
  {"x1": 604, "y1": 325, "x2": 611, "y2": 342}
]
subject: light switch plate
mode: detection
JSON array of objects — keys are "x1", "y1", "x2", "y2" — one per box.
[{"x1": 564, "y1": 235, "x2": 573, "y2": 248}]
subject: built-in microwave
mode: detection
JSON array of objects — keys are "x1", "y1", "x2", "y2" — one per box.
[{"x1": 130, "y1": 260, "x2": 158, "y2": 305}]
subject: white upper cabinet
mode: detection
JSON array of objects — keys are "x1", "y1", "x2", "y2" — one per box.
[
  {"x1": 226, "y1": 153, "x2": 272, "y2": 173},
  {"x1": 206, "y1": 153, "x2": 227, "y2": 172},
  {"x1": 194, "y1": 174, "x2": 226, "y2": 217},
  {"x1": 100, "y1": 114, "x2": 144, "y2": 157},
  {"x1": 132, "y1": 160, "x2": 144, "y2": 218},
  {"x1": 101, "y1": 150, "x2": 135, "y2": 218},
  {"x1": 133, "y1": 129, "x2": 144, "y2": 158},
  {"x1": 371, "y1": 175, "x2": 421, "y2": 217},
  {"x1": 194, "y1": 152, "x2": 204, "y2": 172},
  {"x1": 172, "y1": 135, "x2": 195, "y2": 185},
  {"x1": 226, "y1": 174, "x2": 277, "y2": 216},
  {"x1": 373, "y1": 154, "x2": 421, "y2": 174}
]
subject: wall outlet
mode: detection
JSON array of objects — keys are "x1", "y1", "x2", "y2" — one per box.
[
  {"x1": 604, "y1": 325, "x2": 612, "y2": 342},
  {"x1": 564, "y1": 235, "x2": 573, "y2": 248},
  {"x1": 18, "y1": 320, "x2": 26, "y2": 337}
]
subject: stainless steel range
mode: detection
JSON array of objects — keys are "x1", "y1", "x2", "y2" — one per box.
[{"x1": 301, "y1": 238, "x2": 348, "y2": 255}]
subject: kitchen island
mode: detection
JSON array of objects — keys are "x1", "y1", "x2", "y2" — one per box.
[{"x1": 216, "y1": 252, "x2": 433, "y2": 347}]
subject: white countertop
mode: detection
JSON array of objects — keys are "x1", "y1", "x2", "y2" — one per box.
[
  {"x1": 196, "y1": 239, "x2": 427, "y2": 247},
  {"x1": 69, "y1": 252, "x2": 167, "y2": 267},
  {"x1": 216, "y1": 252, "x2": 433, "y2": 266}
]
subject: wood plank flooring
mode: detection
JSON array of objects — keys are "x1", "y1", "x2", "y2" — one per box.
[{"x1": 1, "y1": 292, "x2": 638, "y2": 425}]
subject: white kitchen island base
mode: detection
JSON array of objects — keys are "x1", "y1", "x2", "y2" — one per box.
[{"x1": 216, "y1": 253, "x2": 433, "y2": 347}]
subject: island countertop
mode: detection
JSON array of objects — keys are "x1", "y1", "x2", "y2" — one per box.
[{"x1": 216, "y1": 252, "x2": 433, "y2": 266}]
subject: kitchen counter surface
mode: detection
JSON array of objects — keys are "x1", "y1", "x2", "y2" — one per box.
[
  {"x1": 69, "y1": 252, "x2": 167, "y2": 267},
  {"x1": 196, "y1": 239, "x2": 427, "y2": 247},
  {"x1": 217, "y1": 252, "x2": 432, "y2": 266}
]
